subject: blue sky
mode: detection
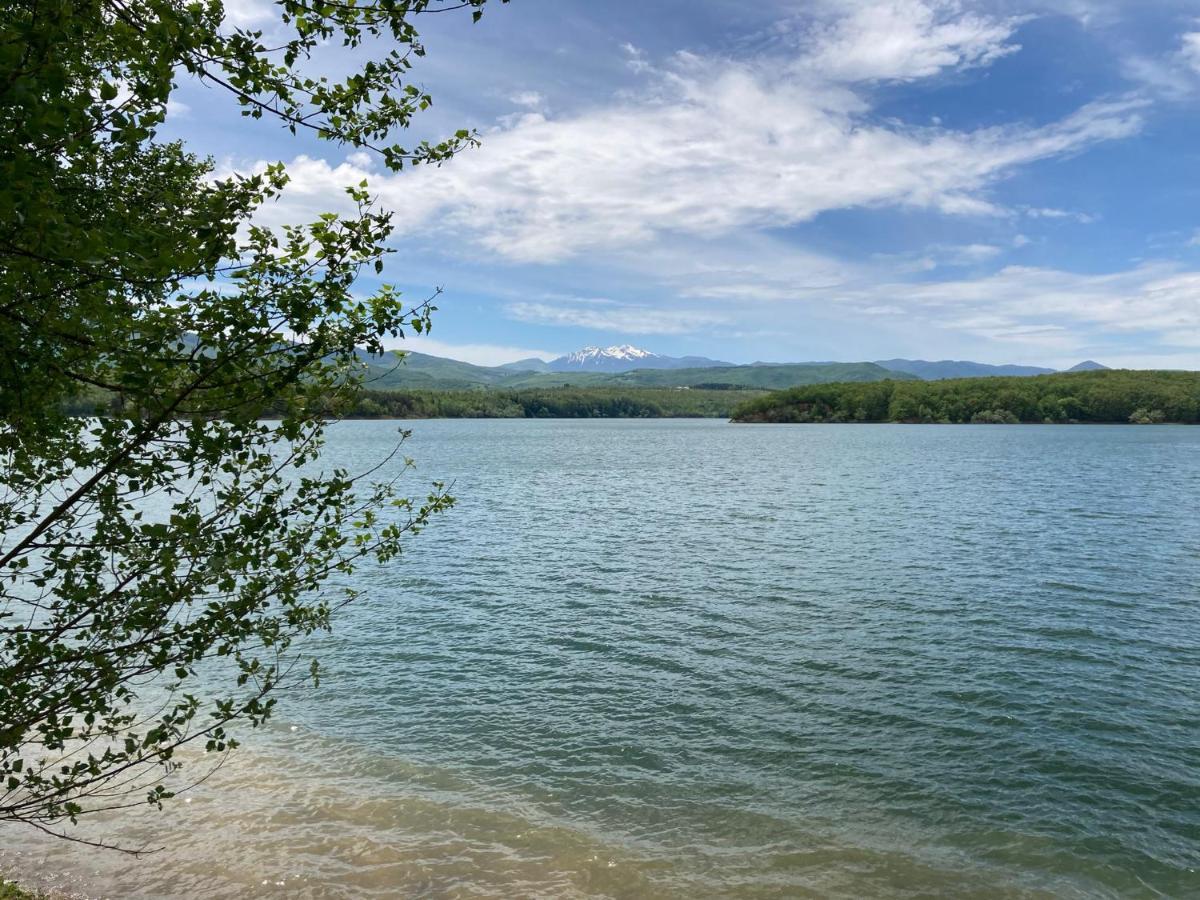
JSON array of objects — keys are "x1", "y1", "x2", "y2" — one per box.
[{"x1": 168, "y1": 0, "x2": 1200, "y2": 367}]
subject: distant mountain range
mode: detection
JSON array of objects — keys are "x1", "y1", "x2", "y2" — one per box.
[
  {"x1": 356, "y1": 350, "x2": 914, "y2": 391},
  {"x1": 545, "y1": 345, "x2": 733, "y2": 372},
  {"x1": 499, "y1": 357, "x2": 551, "y2": 372},
  {"x1": 874, "y1": 359, "x2": 1055, "y2": 379},
  {"x1": 355, "y1": 345, "x2": 1111, "y2": 392},
  {"x1": 875, "y1": 358, "x2": 1108, "y2": 379}
]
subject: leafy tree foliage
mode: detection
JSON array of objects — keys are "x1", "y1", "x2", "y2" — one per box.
[
  {"x1": 732, "y1": 371, "x2": 1200, "y2": 424},
  {"x1": 0, "y1": 0, "x2": 504, "y2": 845}
]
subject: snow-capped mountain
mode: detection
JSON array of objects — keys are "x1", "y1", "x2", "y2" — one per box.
[{"x1": 546, "y1": 345, "x2": 733, "y2": 373}]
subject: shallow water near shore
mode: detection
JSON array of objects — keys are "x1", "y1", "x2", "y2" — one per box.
[{"x1": 5, "y1": 419, "x2": 1200, "y2": 898}]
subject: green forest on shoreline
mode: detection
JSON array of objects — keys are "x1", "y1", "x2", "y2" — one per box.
[
  {"x1": 62, "y1": 370, "x2": 1200, "y2": 422},
  {"x1": 62, "y1": 385, "x2": 769, "y2": 419},
  {"x1": 731, "y1": 370, "x2": 1200, "y2": 424},
  {"x1": 340, "y1": 386, "x2": 767, "y2": 418}
]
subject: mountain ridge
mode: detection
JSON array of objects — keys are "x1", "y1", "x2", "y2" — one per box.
[
  {"x1": 546, "y1": 344, "x2": 733, "y2": 372},
  {"x1": 356, "y1": 351, "x2": 915, "y2": 391},
  {"x1": 356, "y1": 347, "x2": 1113, "y2": 391},
  {"x1": 874, "y1": 358, "x2": 1057, "y2": 380}
]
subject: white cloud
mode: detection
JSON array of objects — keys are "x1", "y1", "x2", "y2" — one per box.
[
  {"x1": 1043, "y1": 0, "x2": 1120, "y2": 29},
  {"x1": 223, "y1": 0, "x2": 275, "y2": 27},
  {"x1": 597, "y1": 232, "x2": 1200, "y2": 362},
  {"x1": 506, "y1": 301, "x2": 728, "y2": 335},
  {"x1": 509, "y1": 91, "x2": 545, "y2": 109},
  {"x1": 294, "y1": 72, "x2": 1138, "y2": 264},
  {"x1": 1180, "y1": 31, "x2": 1200, "y2": 74},
  {"x1": 381, "y1": 336, "x2": 559, "y2": 367},
  {"x1": 622, "y1": 42, "x2": 651, "y2": 74},
  {"x1": 1124, "y1": 25, "x2": 1200, "y2": 99},
  {"x1": 795, "y1": 0, "x2": 1023, "y2": 83},
  {"x1": 204, "y1": 2, "x2": 1181, "y2": 363},
  {"x1": 838, "y1": 263, "x2": 1200, "y2": 355},
  {"x1": 1084, "y1": 350, "x2": 1200, "y2": 369},
  {"x1": 943, "y1": 243, "x2": 1004, "y2": 263},
  {"x1": 1122, "y1": 55, "x2": 1195, "y2": 100},
  {"x1": 225, "y1": 1, "x2": 1142, "y2": 267},
  {"x1": 631, "y1": 233, "x2": 856, "y2": 300},
  {"x1": 1020, "y1": 206, "x2": 1097, "y2": 223},
  {"x1": 867, "y1": 241, "x2": 1005, "y2": 274},
  {"x1": 216, "y1": 154, "x2": 372, "y2": 229}
]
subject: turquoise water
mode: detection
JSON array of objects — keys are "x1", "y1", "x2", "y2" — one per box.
[{"x1": 6, "y1": 420, "x2": 1200, "y2": 898}]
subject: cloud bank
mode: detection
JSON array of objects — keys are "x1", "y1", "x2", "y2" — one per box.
[
  {"x1": 250, "y1": 0, "x2": 1143, "y2": 265},
  {"x1": 216, "y1": 0, "x2": 1198, "y2": 366}
]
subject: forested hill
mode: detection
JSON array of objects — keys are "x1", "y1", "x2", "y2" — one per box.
[
  {"x1": 873, "y1": 358, "x2": 1055, "y2": 379},
  {"x1": 598, "y1": 362, "x2": 912, "y2": 389},
  {"x1": 359, "y1": 353, "x2": 915, "y2": 391},
  {"x1": 731, "y1": 370, "x2": 1200, "y2": 424},
  {"x1": 346, "y1": 387, "x2": 766, "y2": 419}
]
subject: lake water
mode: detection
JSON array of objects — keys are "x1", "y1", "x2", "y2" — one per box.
[{"x1": 4, "y1": 420, "x2": 1200, "y2": 898}]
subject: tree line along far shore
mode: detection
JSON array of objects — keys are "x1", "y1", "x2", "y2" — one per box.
[
  {"x1": 60, "y1": 369, "x2": 1200, "y2": 422},
  {"x1": 729, "y1": 369, "x2": 1200, "y2": 424}
]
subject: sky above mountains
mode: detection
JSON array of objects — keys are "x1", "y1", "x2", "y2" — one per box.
[{"x1": 168, "y1": 0, "x2": 1200, "y2": 367}]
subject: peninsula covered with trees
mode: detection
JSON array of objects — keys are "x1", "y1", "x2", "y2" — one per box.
[{"x1": 731, "y1": 370, "x2": 1200, "y2": 424}]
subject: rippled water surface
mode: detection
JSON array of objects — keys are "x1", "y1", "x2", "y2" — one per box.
[{"x1": 6, "y1": 420, "x2": 1200, "y2": 898}]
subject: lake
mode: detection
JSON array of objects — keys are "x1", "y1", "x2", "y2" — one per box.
[{"x1": 4, "y1": 419, "x2": 1199, "y2": 898}]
